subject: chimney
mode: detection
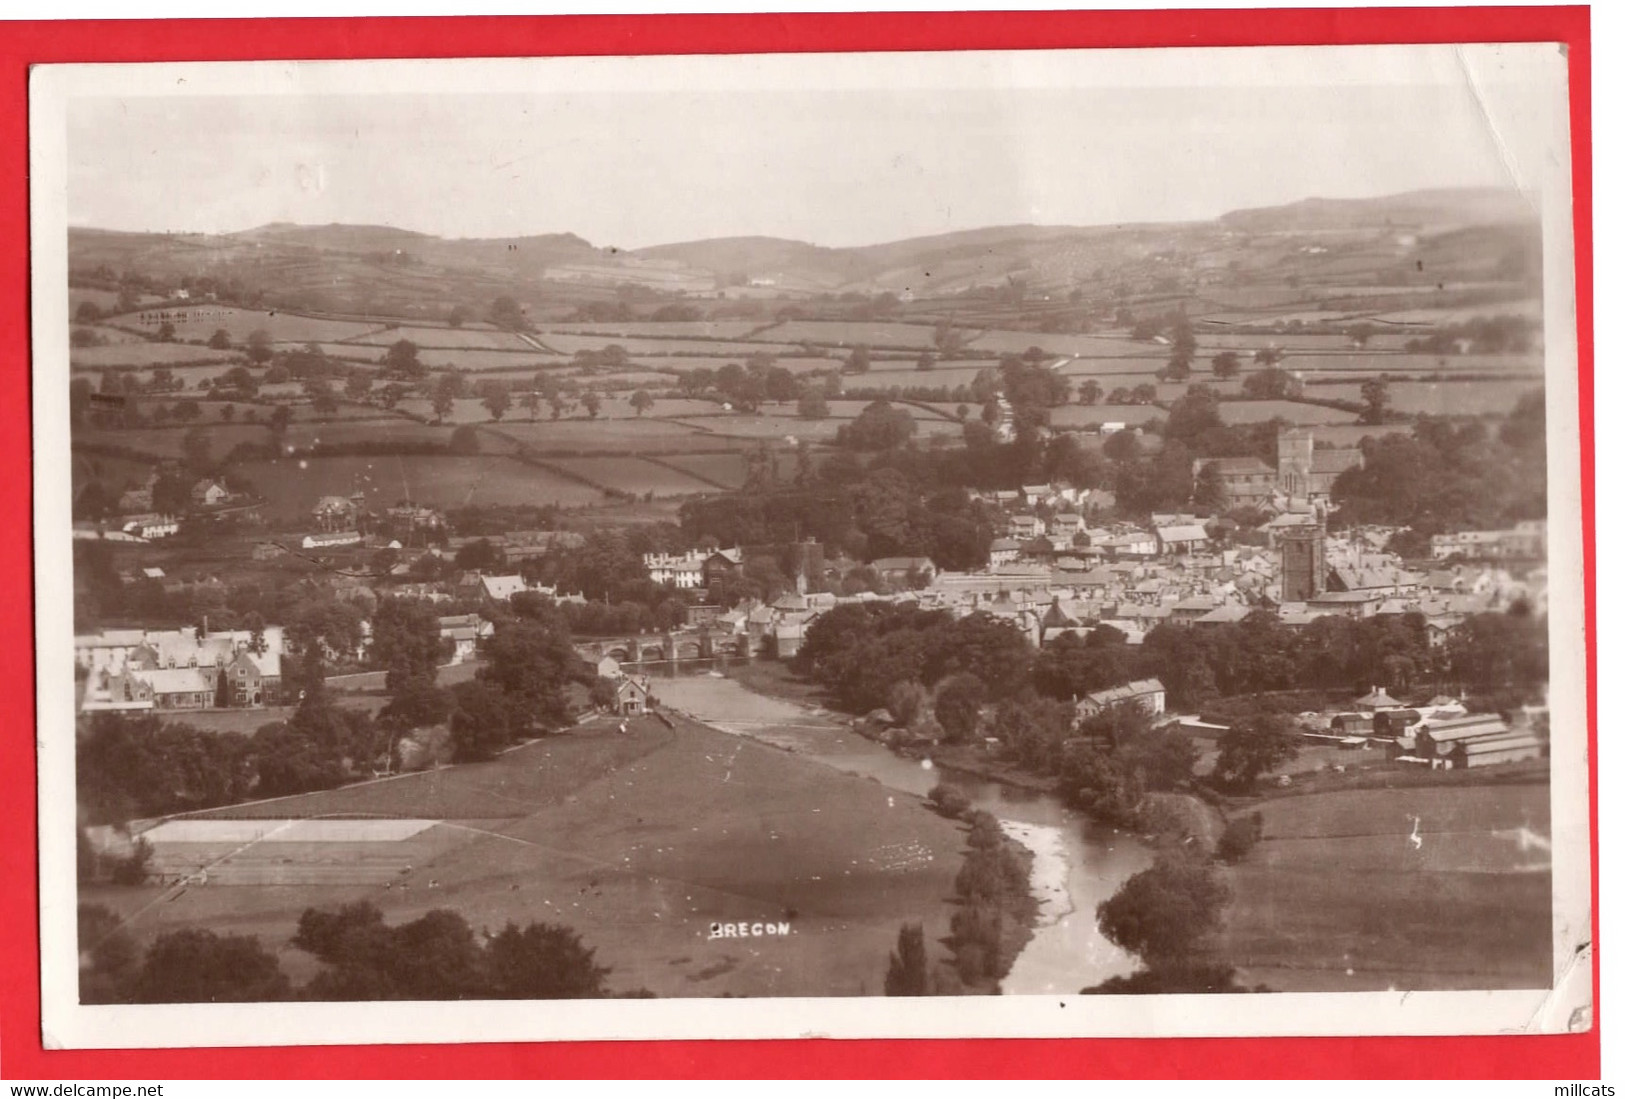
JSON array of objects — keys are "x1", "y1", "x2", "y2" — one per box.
[{"x1": 201, "y1": 615, "x2": 208, "y2": 640}]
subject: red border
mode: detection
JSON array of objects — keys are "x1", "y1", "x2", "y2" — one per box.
[{"x1": 0, "y1": 7, "x2": 1596, "y2": 1080}]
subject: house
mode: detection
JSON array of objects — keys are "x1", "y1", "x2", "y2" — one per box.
[
  {"x1": 1076, "y1": 678, "x2": 1167, "y2": 719},
  {"x1": 1352, "y1": 686, "x2": 1405, "y2": 712},
  {"x1": 480, "y1": 574, "x2": 531, "y2": 602},
  {"x1": 219, "y1": 649, "x2": 272, "y2": 707},
  {"x1": 614, "y1": 675, "x2": 652, "y2": 715},
  {"x1": 1008, "y1": 515, "x2": 1046, "y2": 540},
  {"x1": 1098, "y1": 529, "x2": 1157, "y2": 559},
  {"x1": 702, "y1": 548, "x2": 744, "y2": 589},
  {"x1": 1156, "y1": 524, "x2": 1210, "y2": 556},
  {"x1": 312, "y1": 494, "x2": 363, "y2": 532},
  {"x1": 136, "y1": 666, "x2": 217, "y2": 710},
  {"x1": 1049, "y1": 513, "x2": 1084, "y2": 541},
  {"x1": 190, "y1": 479, "x2": 230, "y2": 507},
  {"x1": 644, "y1": 550, "x2": 707, "y2": 588},
  {"x1": 872, "y1": 557, "x2": 936, "y2": 585},
  {"x1": 989, "y1": 538, "x2": 1021, "y2": 567},
  {"x1": 1193, "y1": 456, "x2": 1278, "y2": 507},
  {"x1": 438, "y1": 614, "x2": 492, "y2": 663}
]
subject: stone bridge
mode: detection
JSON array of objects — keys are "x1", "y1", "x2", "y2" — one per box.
[{"x1": 575, "y1": 629, "x2": 751, "y2": 667}]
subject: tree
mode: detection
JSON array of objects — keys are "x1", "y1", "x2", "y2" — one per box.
[
  {"x1": 154, "y1": 320, "x2": 176, "y2": 342},
  {"x1": 345, "y1": 372, "x2": 373, "y2": 402},
  {"x1": 246, "y1": 328, "x2": 274, "y2": 364},
  {"x1": 449, "y1": 424, "x2": 481, "y2": 455},
  {"x1": 1095, "y1": 852, "x2": 1230, "y2": 964},
  {"x1": 1359, "y1": 376, "x2": 1390, "y2": 425},
  {"x1": 207, "y1": 328, "x2": 233, "y2": 350},
  {"x1": 447, "y1": 305, "x2": 469, "y2": 328},
  {"x1": 1217, "y1": 811, "x2": 1265, "y2": 862},
  {"x1": 933, "y1": 673, "x2": 986, "y2": 743},
  {"x1": 480, "y1": 380, "x2": 512, "y2": 422},
  {"x1": 75, "y1": 300, "x2": 104, "y2": 324},
  {"x1": 1077, "y1": 378, "x2": 1104, "y2": 406},
  {"x1": 1211, "y1": 351, "x2": 1241, "y2": 379},
  {"x1": 887, "y1": 680, "x2": 930, "y2": 728},
  {"x1": 372, "y1": 598, "x2": 451, "y2": 688},
  {"x1": 1242, "y1": 366, "x2": 1299, "y2": 400},
  {"x1": 884, "y1": 923, "x2": 930, "y2": 996},
  {"x1": 836, "y1": 400, "x2": 915, "y2": 450},
  {"x1": 844, "y1": 345, "x2": 871, "y2": 374},
  {"x1": 432, "y1": 375, "x2": 458, "y2": 423},
  {"x1": 490, "y1": 295, "x2": 529, "y2": 331},
  {"x1": 581, "y1": 390, "x2": 602, "y2": 419},
  {"x1": 449, "y1": 680, "x2": 512, "y2": 762},
  {"x1": 629, "y1": 389, "x2": 654, "y2": 417},
  {"x1": 483, "y1": 921, "x2": 610, "y2": 999},
  {"x1": 130, "y1": 928, "x2": 291, "y2": 1003},
  {"x1": 384, "y1": 339, "x2": 423, "y2": 378},
  {"x1": 797, "y1": 387, "x2": 829, "y2": 420},
  {"x1": 1213, "y1": 713, "x2": 1300, "y2": 791}
]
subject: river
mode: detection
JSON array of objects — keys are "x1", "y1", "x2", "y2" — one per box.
[{"x1": 654, "y1": 673, "x2": 1152, "y2": 995}]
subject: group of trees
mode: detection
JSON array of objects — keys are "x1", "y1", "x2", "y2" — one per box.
[
  {"x1": 795, "y1": 604, "x2": 1032, "y2": 715},
  {"x1": 77, "y1": 675, "x2": 377, "y2": 825},
  {"x1": 1330, "y1": 390, "x2": 1547, "y2": 542},
  {"x1": 681, "y1": 461, "x2": 998, "y2": 572},
  {"x1": 78, "y1": 901, "x2": 614, "y2": 1004}
]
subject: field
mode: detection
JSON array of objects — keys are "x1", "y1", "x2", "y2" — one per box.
[
  {"x1": 77, "y1": 422, "x2": 273, "y2": 461},
  {"x1": 753, "y1": 320, "x2": 943, "y2": 350},
  {"x1": 123, "y1": 306, "x2": 384, "y2": 344},
  {"x1": 1309, "y1": 380, "x2": 1542, "y2": 416},
  {"x1": 548, "y1": 456, "x2": 718, "y2": 497},
  {"x1": 313, "y1": 343, "x2": 565, "y2": 371},
  {"x1": 1219, "y1": 781, "x2": 1553, "y2": 992},
  {"x1": 234, "y1": 454, "x2": 610, "y2": 515},
  {"x1": 70, "y1": 344, "x2": 242, "y2": 369},
  {"x1": 1287, "y1": 353, "x2": 1544, "y2": 378},
  {"x1": 970, "y1": 330, "x2": 1154, "y2": 358},
  {"x1": 98, "y1": 712, "x2": 966, "y2": 998},
  {"x1": 485, "y1": 418, "x2": 721, "y2": 452},
  {"x1": 533, "y1": 333, "x2": 798, "y2": 359},
  {"x1": 856, "y1": 366, "x2": 987, "y2": 389},
  {"x1": 1050, "y1": 403, "x2": 1166, "y2": 428},
  {"x1": 658, "y1": 450, "x2": 810, "y2": 490},
  {"x1": 546, "y1": 321, "x2": 766, "y2": 340},
  {"x1": 1055, "y1": 356, "x2": 1168, "y2": 378},
  {"x1": 1219, "y1": 400, "x2": 1361, "y2": 425},
  {"x1": 340, "y1": 326, "x2": 536, "y2": 352}
]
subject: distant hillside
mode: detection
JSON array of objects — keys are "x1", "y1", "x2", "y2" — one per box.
[
  {"x1": 1218, "y1": 188, "x2": 1536, "y2": 234},
  {"x1": 67, "y1": 186, "x2": 1539, "y2": 317}
]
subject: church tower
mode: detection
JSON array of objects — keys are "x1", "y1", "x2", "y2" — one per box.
[
  {"x1": 1277, "y1": 427, "x2": 1315, "y2": 500},
  {"x1": 1279, "y1": 522, "x2": 1327, "y2": 602}
]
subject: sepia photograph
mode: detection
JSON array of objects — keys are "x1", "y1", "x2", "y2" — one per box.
[{"x1": 30, "y1": 39, "x2": 1590, "y2": 1048}]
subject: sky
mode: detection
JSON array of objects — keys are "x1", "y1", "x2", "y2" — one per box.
[{"x1": 62, "y1": 55, "x2": 1548, "y2": 250}]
